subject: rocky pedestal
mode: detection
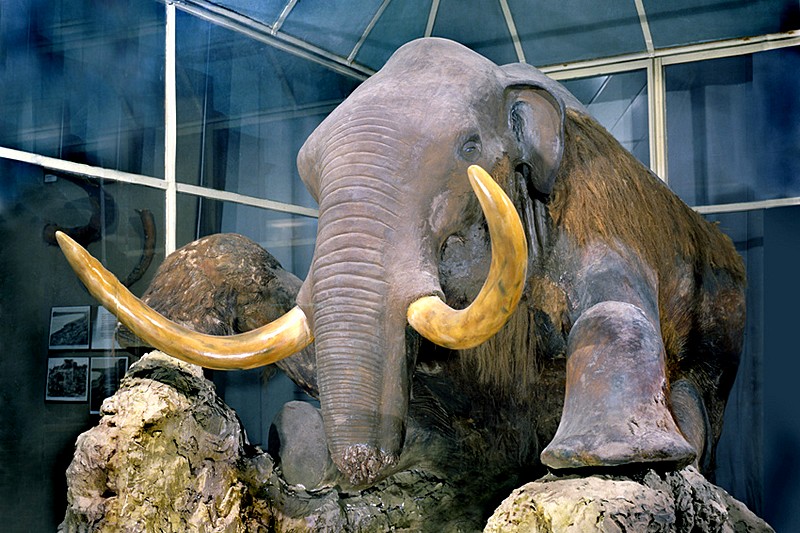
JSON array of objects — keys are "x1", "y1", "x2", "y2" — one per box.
[
  {"x1": 58, "y1": 352, "x2": 467, "y2": 532},
  {"x1": 60, "y1": 351, "x2": 771, "y2": 532},
  {"x1": 485, "y1": 469, "x2": 773, "y2": 532}
]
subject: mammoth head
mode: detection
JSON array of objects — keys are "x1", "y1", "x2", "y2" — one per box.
[{"x1": 55, "y1": 38, "x2": 582, "y2": 486}]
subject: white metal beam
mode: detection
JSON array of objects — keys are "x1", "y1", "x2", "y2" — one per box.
[
  {"x1": 177, "y1": 183, "x2": 319, "y2": 218},
  {"x1": 694, "y1": 197, "x2": 800, "y2": 214},
  {"x1": 542, "y1": 30, "x2": 800, "y2": 75},
  {"x1": 633, "y1": 0, "x2": 654, "y2": 53},
  {"x1": 165, "y1": 3, "x2": 178, "y2": 254},
  {"x1": 271, "y1": 0, "x2": 298, "y2": 35},
  {"x1": 0, "y1": 147, "x2": 168, "y2": 189},
  {"x1": 349, "y1": 0, "x2": 393, "y2": 63},
  {"x1": 499, "y1": 0, "x2": 526, "y2": 63},
  {"x1": 425, "y1": 0, "x2": 440, "y2": 37},
  {"x1": 647, "y1": 57, "x2": 667, "y2": 181},
  {"x1": 174, "y1": 0, "x2": 373, "y2": 80}
]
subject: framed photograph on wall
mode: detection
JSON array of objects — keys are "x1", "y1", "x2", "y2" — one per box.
[
  {"x1": 89, "y1": 356, "x2": 129, "y2": 414},
  {"x1": 49, "y1": 306, "x2": 91, "y2": 350},
  {"x1": 45, "y1": 357, "x2": 89, "y2": 402}
]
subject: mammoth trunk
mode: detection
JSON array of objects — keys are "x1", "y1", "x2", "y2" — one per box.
[{"x1": 307, "y1": 166, "x2": 412, "y2": 486}]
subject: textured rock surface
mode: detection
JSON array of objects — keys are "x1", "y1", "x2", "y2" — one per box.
[
  {"x1": 59, "y1": 352, "x2": 470, "y2": 532},
  {"x1": 58, "y1": 351, "x2": 266, "y2": 532},
  {"x1": 485, "y1": 468, "x2": 773, "y2": 532}
]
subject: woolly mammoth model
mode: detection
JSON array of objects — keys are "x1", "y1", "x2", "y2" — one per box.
[{"x1": 57, "y1": 38, "x2": 745, "y2": 496}]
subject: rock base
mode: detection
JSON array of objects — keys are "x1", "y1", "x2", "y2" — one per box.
[
  {"x1": 58, "y1": 352, "x2": 472, "y2": 532},
  {"x1": 485, "y1": 468, "x2": 773, "y2": 532}
]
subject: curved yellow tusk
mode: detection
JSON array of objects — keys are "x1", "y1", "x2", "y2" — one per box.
[
  {"x1": 407, "y1": 165, "x2": 528, "y2": 349},
  {"x1": 55, "y1": 231, "x2": 313, "y2": 370}
]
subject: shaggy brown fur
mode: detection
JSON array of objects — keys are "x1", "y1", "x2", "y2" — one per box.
[
  {"x1": 550, "y1": 110, "x2": 744, "y2": 284},
  {"x1": 459, "y1": 109, "x2": 745, "y2": 395}
]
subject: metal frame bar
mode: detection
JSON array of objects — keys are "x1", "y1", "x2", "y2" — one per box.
[
  {"x1": 633, "y1": 0, "x2": 654, "y2": 53},
  {"x1": 0, "y1": 146, "x2": 168, "y2": 189},
  {"x1": 544, "y1": 58, "x2": 650, "y2": 80},
  {"x1": 173, "y1": 0, "x2": 373, "y2": 80},
  {"x1": 694, "y1": 197, "x2": 800, "y2": 215},
  {"x1": 165, "y1": 2, "x2": 178, "y2": 253},
  {"x1": 499, "y1": 0, "x2": 526, "y2": 63},
  {"x1": 543, "y1": 30, "x2": 799, "y2": 75},
  {"x1": 177, "y1": 183, "x2": 319, "y2": 218},
  {"x1": 349, "y1": 0, "x2": 392, "y2": 63},
  {"x1": 271, "y1": 0, "x2": 298, "y2": 35},
  {"x1": 647, "y1": 57, "x2": 667, "y2": 182},
  {"x1": 425, "y1": 0, "x2": 440, "y2": 37}
]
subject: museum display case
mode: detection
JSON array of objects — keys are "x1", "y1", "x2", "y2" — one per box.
[{"x1": 1, "y1": 1, "x2": 798, "y2": 530}]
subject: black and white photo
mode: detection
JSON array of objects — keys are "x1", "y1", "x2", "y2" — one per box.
[
  {"x1": 45, "y1": 357, "x2": 89, "y2": 402},
  {"x1": 49, "y1": 306, "x2": 91, "y2": 350}
]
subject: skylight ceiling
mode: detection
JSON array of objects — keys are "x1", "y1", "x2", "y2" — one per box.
[{"x1": 189, "y1": 0, "x2": 799, "y2": 76}]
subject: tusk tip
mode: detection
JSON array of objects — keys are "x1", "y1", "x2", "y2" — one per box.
[
  {"x1": 54, "y1": 230, "x2": 72, "y2": 249},
  {"x1": 467, "y1": 164, "x2": 490, "y2": 183}
]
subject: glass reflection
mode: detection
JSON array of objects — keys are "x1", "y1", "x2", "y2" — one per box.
[
  {"x1": 561, "y1": 70, "x2": 650, "y2": 167},
  {"x1": 0, "y1": 0, "x2": 165, "y2": 177},
  {"x1": 177, "y1": 193, "x2": 317, "y2": 279},
  {"x1": 176, "y1": 12, "x2": 362, "y2": 208},
  {"x1": 0, "y1": 158, "x2": 166, "y2": 295},
  {"x1": 176, "y1": 192, "x2": 317, "y2": 447},
  {"x1": 666, "y1": 48, "x2": 800, "y2": 206}
]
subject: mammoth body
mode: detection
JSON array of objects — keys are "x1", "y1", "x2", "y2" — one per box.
[{"x1": 63, "y1": 38, "x2": 745, "y2": 506}]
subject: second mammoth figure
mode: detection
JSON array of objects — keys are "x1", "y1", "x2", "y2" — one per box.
[{"x1": 58, "y1": 38, "x2": 745, "y2": 502}]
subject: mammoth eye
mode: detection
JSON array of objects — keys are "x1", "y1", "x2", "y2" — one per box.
[{"x1": 459, "y1": 137, "x2": 482, "y2": 162}]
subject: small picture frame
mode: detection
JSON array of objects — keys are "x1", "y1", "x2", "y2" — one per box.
[
  {"x1": 89, "y1": 356, "x2": 129, "y2": 414},
  {"x1": 46, "y1": 357, "x2": 90, "y2": 402},
  {"x1": 49, "y1": 306, "x2": 91, "y2": 350}
]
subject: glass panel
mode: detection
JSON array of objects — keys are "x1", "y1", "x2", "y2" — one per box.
[
  {"x1": 666, "y1": 48, "x2": 800, "y2": 206},
  {"x1": 511, "y1": 0, "x2": 647, "y2": 66},
  {"x1": 0, "y1": 157, "x2": 165, "y2": 530},
  {"x1": 643, "y1": 0, "x2": 796, "y2": 49},
  {"x1": 175, "y1": 12, "x2": 361, "y2": 209},
  {"x1": 711, "y1": 205, "x2": 800, "y2": 531},
  {"x1": 561, "y1": 70, "x2": 650, "y2": 168},
  {"x1": 0, "y1": 0, "x2": 165, "y2": 177},
  {"x1": 760, "y1": 205, "x2": 800, "y2": 532},
  {"x1": 431, "y1": 0, "x2": 518, "y2": 65},
  {"x1": 280, "y1": 0, "x2": 386, "y2": 59},
  {"x1": 355, "y1": 0, "x2": 431, "y2": 70},
  {"x1": 177, "y1": 194, "x2": 317, "y2": 279}
]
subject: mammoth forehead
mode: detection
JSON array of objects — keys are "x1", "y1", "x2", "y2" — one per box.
[
  {"x1": 348, "y1": 66, "x2": 502, "y2": 128},
  {"x1": 370, "y1": 42, "x2": 502, "y2": 111},
  {"x1": 308, "y1": 40, "x2": 504, "y2": 147}
]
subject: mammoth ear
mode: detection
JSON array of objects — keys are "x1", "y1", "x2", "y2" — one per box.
[{"x1": 506, "y1": 86, "x2": 565, "y2": 197}]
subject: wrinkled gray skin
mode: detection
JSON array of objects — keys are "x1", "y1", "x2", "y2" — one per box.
[{"x1": 293, "y1": 38, "x2": 571, "y2": 485}]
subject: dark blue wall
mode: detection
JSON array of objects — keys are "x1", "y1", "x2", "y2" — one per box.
[{"x1": 763, "y1": 205, "x2": 800, "y2": 531}]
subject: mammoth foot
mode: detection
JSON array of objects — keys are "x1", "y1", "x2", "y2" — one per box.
[
  {"x1": 270, "y1": 401, "x2": 335, "y2": 489},
  {"x1": 541, "y1": 301, "x2": 696, "y2": 471},
  {"x1": 271, "y1": 401, "x2": 400, "y2": 489}
]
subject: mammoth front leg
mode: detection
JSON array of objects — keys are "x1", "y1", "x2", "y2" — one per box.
[{"x1": 540, "y1": 241, "x2": 695, "y2": 470}]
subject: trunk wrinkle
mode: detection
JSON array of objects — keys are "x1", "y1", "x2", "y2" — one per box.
[
  {"x1": 321, "y1": 197, "x2": 400, "y2": 222},
  {"x1": 318, "y1": 113, "x2": 410, "y2": 159}
]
